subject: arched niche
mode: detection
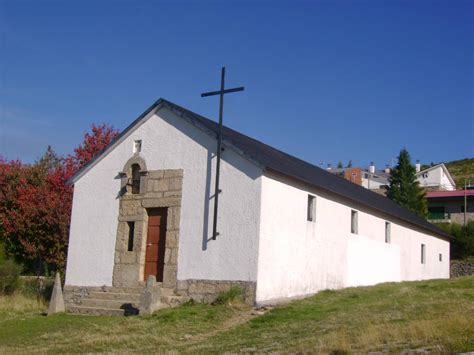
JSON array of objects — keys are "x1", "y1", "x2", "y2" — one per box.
[{"x1": 119, "y1": 155, "x2": 148, "y2": 195}]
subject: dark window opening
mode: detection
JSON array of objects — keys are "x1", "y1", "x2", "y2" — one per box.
[
  {"x1": 351, "y1": 210, "x2": 358, "y2": 234},
  {"x1": 127, "y1": 222, "x2": 135, "y2": 252},
  {"x1": 439, "y1": 253, "x2": 442, "y2": 262},
  {"x1": 131, "y1": 164, "x2": 141, "y2": 194},
  {"x1": 428, "y1": 206, "x2": 445, "y2": 220},
  {"x1": 421, "y1": 244, "x2": 426, "y2": 264},
  {"x1": 307, "y1": 195, "x2": 316, "y2": 222},
  {"x1": 385, "y1": 222, "x2": 391, "y2": 243}
]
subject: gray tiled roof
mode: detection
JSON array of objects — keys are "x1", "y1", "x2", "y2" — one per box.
[{"x1": 69, "y1": 98, "x2": 451, "y2": 240}]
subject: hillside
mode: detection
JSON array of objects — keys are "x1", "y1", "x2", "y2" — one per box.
[
  {"x1": 445, "y1": 158, "x2": 474, "y2": 187},
  {"x1": 0, "y1": 276, "x2": 473, "y2": 353}
]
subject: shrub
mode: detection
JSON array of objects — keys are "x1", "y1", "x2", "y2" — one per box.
[
  {"x1": 20, "y1": 277, "x2": 54, "y2": 301},
  {"x1": 0, "y1": 240, "x2": 5, "y2": 264},
  {"x1": 436, "y1": 221, "x2": 474, "y2": 259},
  {"x1": 213, "y1": 286, "x2": 243, "y2": 305},
  {"x1": 0, "y1": 259, "x2": 22, "y2": 295}
]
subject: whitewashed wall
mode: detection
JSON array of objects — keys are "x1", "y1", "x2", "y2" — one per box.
[
  {"x1": 361, "y1": 176, "x2": 387, "y2": 190},
  {"x1": 65, "y1": 107, "x2": 262, "y2": 286},
  {"x1": 255, "y1": 171, "x2": 450, "y2": 305},
  {"x1": 417, "y1": 166, "x2": 455, "y2": 191}
]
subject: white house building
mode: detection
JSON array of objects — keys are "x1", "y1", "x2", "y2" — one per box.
[
  {"x1": 64, "y1": 99, "x2": 451, "y2": 315},
  {"x1": 416, "y1": 163, "x2": 456, "y2": 191}
]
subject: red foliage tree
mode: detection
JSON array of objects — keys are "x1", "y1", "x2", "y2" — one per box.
[
  {"x1": 69, "y1": 123, "x2": 120, "y2": 170},
  {"x1": 0, "y1": 124, "x2": 119, "y2": 273}
]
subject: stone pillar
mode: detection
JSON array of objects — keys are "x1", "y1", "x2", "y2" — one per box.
[
  {"x1": 139, "y1": 276, "x2": 162, "y2": 315},
  {"x1": 47, "y1": 273, "x2": 65, "y2": 315}
]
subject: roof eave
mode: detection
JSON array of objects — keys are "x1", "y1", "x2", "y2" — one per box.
[
  {"x1": 66, "y1": 98, "x2": 165, "y2": 186},
  {"x1": 264, "y1": 167, "x2": 453, "y2": 241}
]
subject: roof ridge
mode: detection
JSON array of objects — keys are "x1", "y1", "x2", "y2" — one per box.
[{"x1": 69, "y1": 97, "x2": 451, "y2": 240}]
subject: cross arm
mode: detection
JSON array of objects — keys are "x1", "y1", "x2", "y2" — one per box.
[{"x1": 200, "y1": 86, "x2": 245, "y2": 97}]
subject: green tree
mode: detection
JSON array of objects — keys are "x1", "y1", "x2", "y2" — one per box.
[
  {"x1": 337, "y1": 161, "x2": 343, "y2": 169},
  {"x1": 387, "y1": 149, "x2": 428, "y2": 218},
  {"x1": 346, "y1": 160, "x2": 353, "y2": 168}
]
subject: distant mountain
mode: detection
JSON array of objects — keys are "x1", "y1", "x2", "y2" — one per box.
[{"x1": 444, "y1": 158, "x2": 474, "y2": 187}]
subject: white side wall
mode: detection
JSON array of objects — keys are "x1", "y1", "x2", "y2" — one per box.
[
  {"x1": 256, "y1": 172, "x2": 450, "y2": 304},
  {"x1": 361, "y1": 177, "x2": 387, "y2": 190},
  {"x1": 417, "y1": 166, "x2": 455, "y2": 191},
  {"x1": 65, "y1": 107, "x2": 262, "y2": 286}
]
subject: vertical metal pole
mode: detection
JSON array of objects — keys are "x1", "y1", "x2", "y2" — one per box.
[
  {"x1": 212, "y1": 67, "x2": 225, "y2": 239},
  {"x1": 464, "y1": 179, "x2": 467, "y2": 227}
]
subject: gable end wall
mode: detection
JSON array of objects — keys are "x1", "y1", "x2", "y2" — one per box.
[{"x1": 65, "y1": 107, "x2": 263, "y2": 287}]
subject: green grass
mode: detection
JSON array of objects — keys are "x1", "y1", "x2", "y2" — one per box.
[
  {"x1": 444, "y1": 158, "x2": 474, "y2": 187},
  {"x1": 0, "y1": 277, "x2": 473, "y2": 353}
]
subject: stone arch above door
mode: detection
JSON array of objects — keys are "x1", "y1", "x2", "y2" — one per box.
[{"x1": 120, "y1": 155, "x2": 149, "y2": 195}]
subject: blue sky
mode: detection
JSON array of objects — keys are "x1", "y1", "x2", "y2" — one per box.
[{"x1": 1, "y1": 0, "x2": 472, "y2": 169}]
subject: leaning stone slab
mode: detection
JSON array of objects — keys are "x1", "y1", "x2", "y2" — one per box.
[
  {"x1": 139, "y1": 276, "x2": 162, "y2": 315},
  {"x1": 47, "y1": 273, "x2": 65, "y2": 315}
]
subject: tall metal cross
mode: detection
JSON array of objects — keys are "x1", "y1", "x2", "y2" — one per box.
[{"x1": 201, "y1": 67, "x2": 244, "y2": 240}]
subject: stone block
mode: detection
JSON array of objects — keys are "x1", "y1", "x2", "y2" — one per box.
[
  {"x1": 144, "y1": 192, "x2": 164, "y2": 199},
  {"x1": 215, "y1": 283, "x2": 232, "y2": 293},
  {"x1": 189, "y1": 293, "x2": 215, "y2": 303},
  {"x1": 170, "y1": 248, "x2": 179, "y2": 265},
  {"x1": 142, "y1": 197, "x2": 180, "y2": 209},
  {"x1": 147, "y1": 180, "x2": 155, "y2": 192},
  {"x1": 120, "y1": 252, "x2": 137, "y2": 264},
  {"x1": 113, "y1": 264, "x2": 140, "y2": 287},
  {"x1": 176, "y1": 280, "x2": 188, "y2": 290},
  {"x1": 141, "y1": 198, "x2": 163, "y2": 208},
  {"x1": 164, "y1": 170, "x2": 183, "y2": 178},
  {"x1": 170, "y1": 207, "x2": 181, "y2": 229},
  {"x1": 149, "y1": 170, "x2": 164, "y2": 179},
  {"x1": 166, "y1": 231, "x2": 179, "y2": 248},
  {"x1": 164, "y1": 248, "x2": 171, "y2": 264},
  {"x1": 154, "y1": 179, "x2": 170, "y2": 192},
  {"x1": 163, "y1": 190, "x2": 182, "y2": 198},
  {"x1": 188, "y1": 282, "x2": 216, "y2": 294},
  {"x1": 168, "y1": 177, "x2": 183, "y2": 191},
  {"x1": 162, "y1": 266, "x2": 177, "y2": 288}
]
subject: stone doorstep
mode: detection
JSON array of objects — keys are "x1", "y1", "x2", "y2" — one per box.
[
  {"x1": 80, "y1": 298, "x2": 139, "y2": 309},
  {"x1": 88, "y1": 291, "x2": 141, "y2": 302},
  {"x1": 68, "y1": 305, "x2": 134, "y2": 317},
  {"x1": 65, "y1": 285, "x2": 189, "y2": 316},
  {"x1": 65, "y1": 286, "x2": 144, "y2": 294}
]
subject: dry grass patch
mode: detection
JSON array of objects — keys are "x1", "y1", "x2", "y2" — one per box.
[
  {"x1": 0, "y1": 276, "x2": 473, "y2": 353},
  {"x1": 0, "y1": 294, "x2": 46, "y2": 315}
]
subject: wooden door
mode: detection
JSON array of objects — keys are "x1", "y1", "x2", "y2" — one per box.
[{"x1": 145, "y1": 208, "x2": 167, "y2": 282}]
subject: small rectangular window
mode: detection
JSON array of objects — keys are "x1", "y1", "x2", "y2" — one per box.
[
  {"x1": 351, "y1": 210, "x2": 358, "y2": 234},
  {"x1": 127, "y1": 222, "x2": 135, "y2": 252},
  {"x1": 439, "y1": 253, "x2": 442, "y2": 262},
  {"x1": 133, "y1": 140, "x2": 142, "y2": 153},
  {"x1": 385, "y1": 222, "x2": 391, "y2": 243},
  {"x1": 307, "y1": 195, "x2": 316, "y2": 222},
  {"x1": 421, "y1": 244, "x2": 426, "y2": 264}
]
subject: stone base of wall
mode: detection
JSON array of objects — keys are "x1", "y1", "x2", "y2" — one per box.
[
  {"x1": 450, "y1": 260, "x2": 474, "y2": 278},
  {"x1": 176, "y1": 279, "x2": 256, "y2": 305},
  {"x1": 64, "y1": 280, "x2": 256, "y2": 309},
  {"x1": 63, "y1": 285, "x2": 94, "y2": 306}
]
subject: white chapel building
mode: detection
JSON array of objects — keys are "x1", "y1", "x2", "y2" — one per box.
[{"x1": 64, "y1": 99, "x2": 451, "y2": 314}]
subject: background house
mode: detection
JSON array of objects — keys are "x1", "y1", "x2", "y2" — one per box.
[
  {"x1": 426, "y1": 189, "x2": 474, "y2": 224},
  {"x1": 416, "y1": 163, "x2": 456, "y2": 191},
  {"x1": 331, "y1": 161, "x2": 459, "y2": 195}
]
